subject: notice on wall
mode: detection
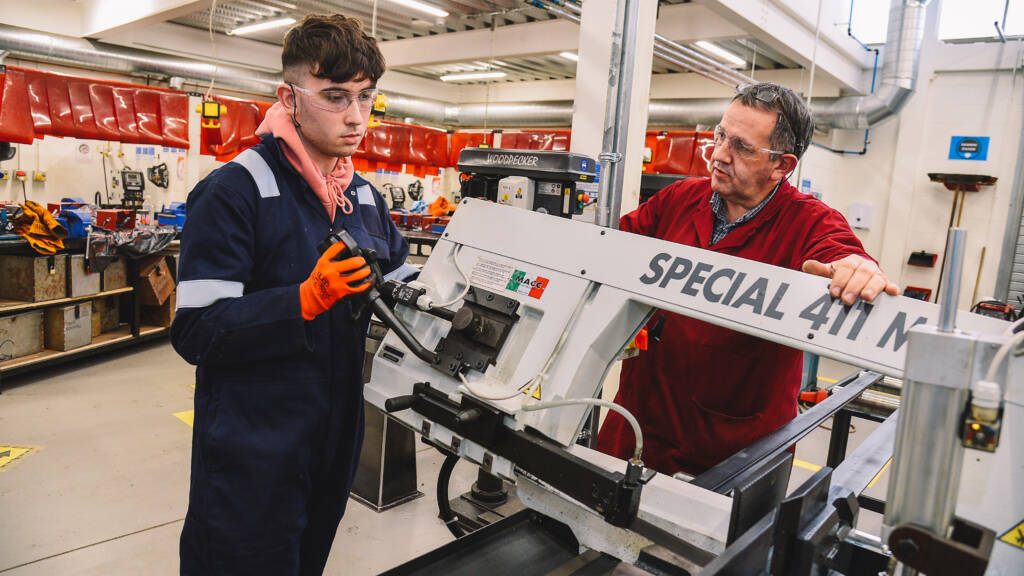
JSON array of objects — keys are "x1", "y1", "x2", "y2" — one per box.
[{"x1": 949, "y1": 136, "x2": 989, "y2": 161}]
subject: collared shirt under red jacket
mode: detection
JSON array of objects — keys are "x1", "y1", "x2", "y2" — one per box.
[{"x1": 596, "y1": 176, "x2": 871, "y2": 477}]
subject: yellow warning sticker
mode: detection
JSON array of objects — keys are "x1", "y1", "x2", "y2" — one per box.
[
  {"x1": 521, "y1": 383, "x2": 541, "y2": 400},
  {"x1": 0, "y1": 445, "x2": 35, "y2": 470},
  {"x1": 999, "y1": 519, "x2": 1024, "y2": 551},
  {"x1": 174, "y1": 410, "x2": 194, "y2": 428}
]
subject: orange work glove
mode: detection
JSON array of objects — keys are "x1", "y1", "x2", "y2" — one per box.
[
  {"x1": 299, "y1": 241, "x2": 374, "y2": 320},
  {"x1": 428, "y1": 197, "x2": 454, "y2": 217}
]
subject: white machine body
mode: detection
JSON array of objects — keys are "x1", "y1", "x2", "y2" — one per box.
[{"x1": 364, "y1": 199, "x2": 1018, "y2": 568}]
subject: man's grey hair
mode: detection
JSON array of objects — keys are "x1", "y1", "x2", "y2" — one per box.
[{"x1": 732, "y1": 82, "x2": 814, "y2": 159}]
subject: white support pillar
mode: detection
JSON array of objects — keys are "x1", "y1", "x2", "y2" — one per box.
[{"x1": 570, "y1": 0, "x2": 657, "y2": 222}]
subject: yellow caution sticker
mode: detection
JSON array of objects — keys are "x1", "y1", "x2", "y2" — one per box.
[
  {"x1": 0, "y1": 445, "x2": 35, "y2": 471},
  {"x1": 999, "y1": 519, "x2": 1024, "y2": 551},
  {"x1": 174, "y1": 410, "x2": 194, "y2": 428},
  {"x1": 521, "y1": 384, "x2": 541, "y2": 400}
]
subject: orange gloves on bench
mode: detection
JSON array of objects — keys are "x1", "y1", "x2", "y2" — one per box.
[{"x1": 299, "y1": 241, "x2": 374, "y2": 320}]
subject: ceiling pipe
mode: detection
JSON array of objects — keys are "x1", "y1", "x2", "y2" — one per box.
[
  {"x1": 0, "y1": 23, "x2": 281, "y2": 96},
  {"x1": 812, "y1": 0, "x2": 932, "y2": 129},
  {"x1": 0, "y1": 0, "x2": 928, "y2": 131},
  {"x1": 534, "y1": 0, "x2": 755, "y2": 88}
]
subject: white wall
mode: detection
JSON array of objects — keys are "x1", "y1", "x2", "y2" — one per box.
[{"x1": 796, "y1": 1, "x2": 1024, "y2": 310}]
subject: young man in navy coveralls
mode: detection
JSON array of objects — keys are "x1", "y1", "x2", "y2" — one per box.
[{"x1": 172, "y1": 15, "x2": 408, "y2": 575}]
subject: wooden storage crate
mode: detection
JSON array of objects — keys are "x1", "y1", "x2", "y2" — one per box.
[
  {"x1": 67, "y1": 254, "x2": 101, "y2": 298},
  {"x1": 141, "y1": 292, "x2": 176, "y2": 328},
  {"x1": 0, "y1": 254, "x2": 67, "y2": 302},
  {"x1": 0, "y1": 310, "x2": 44, "y2": 363},
  {"x1": 44, "y1": 304, "x2": 92, "y2": 352},
  {"x1": 101, "y1": 259, "x2": 128, "y2": 291},
  {"x1": 137, "y1": 256, "x2": 175, "y2": 307},
  {"x1": 90, "y1": 295, "x2": 122, "y2": 337}
]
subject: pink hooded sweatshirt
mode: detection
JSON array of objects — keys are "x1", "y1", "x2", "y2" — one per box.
[{"x1": 255, "y1": 102, "x2": 355, "y2": 220}]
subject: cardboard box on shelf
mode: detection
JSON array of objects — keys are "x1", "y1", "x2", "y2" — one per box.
[
  {"x1": 0, "y1": 254, "x2": 67, "y2": 302},
  {"x1": 44, "y1": 304, "x2": 92, "y2": 352},
  {"x1": 90, "y1": 295, "x2": 122, "y2": 337},
  {"x1": 137, "y1": 256, "x2": 175, "y2": 307},
  {"x1": 0, "y1": 310, "x2": 44, "y2": 363},
  {"x1": 67, "y1": 254, "x2": 101, "y2": 298},
  {"x1": 101, "y1": 259, "x2": 128, "y2": 291},
  {"x1": 141, "y1": 292, "x2": 175, "y2": 328}
]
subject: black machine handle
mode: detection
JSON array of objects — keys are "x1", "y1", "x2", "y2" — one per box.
[{"x1": 319, "y1": 228, "x2": 439, "y2": 366}]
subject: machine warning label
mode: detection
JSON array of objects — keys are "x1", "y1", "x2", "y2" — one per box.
[
  {"x1": 471, "y1": 258, "x2": 550, "y2": 299},
  {"x1": 0, "y1": 445, "x2": 35, "y2": 471},
  {"x1": 999, "y1": 519, "x2": 1024, "y2": 551},
  {"x1": 470, "y1": 257, "x2": 516, "y2": 293}
]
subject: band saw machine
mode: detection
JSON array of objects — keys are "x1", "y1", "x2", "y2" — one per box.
[{"x1": 363, "y1": 196, "x2": 1022, "y2": 575}]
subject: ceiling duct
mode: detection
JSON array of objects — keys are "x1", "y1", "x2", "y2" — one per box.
[
  {"x1": 812, "y1": 0, "x2": 932, "y2": 129},
  {"x1": 0, "y1": 23, "x2": 281, "y2": 96},
  {"x1": 0, "y1": 0, "x2": 928, "y2": 130}
]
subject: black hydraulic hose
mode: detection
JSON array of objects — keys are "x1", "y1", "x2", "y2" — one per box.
[
  {"x1": 437, "y1": 453, "x2": 466, "y2": 538},
  {"x1": 367, "y1": 290, "x2": 439, "y2": 365}
]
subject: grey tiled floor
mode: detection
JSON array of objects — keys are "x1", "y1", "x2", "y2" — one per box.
[{"x1": 0, "y1": 342, "x2": 884, "y2": 574}]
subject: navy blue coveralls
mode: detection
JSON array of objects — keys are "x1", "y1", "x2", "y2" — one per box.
[{"x1": 171, "y1": 134, "x2": 408, "y2": 575}]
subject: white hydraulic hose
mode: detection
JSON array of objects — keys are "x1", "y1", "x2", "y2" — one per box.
[
  {"x1": 429, "y1": 245, "x2": 471, "y2": 309},
  {"x1": 521, "y1": 398, "x2": 643, "y2": 463}
]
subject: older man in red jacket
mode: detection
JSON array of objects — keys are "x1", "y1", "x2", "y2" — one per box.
[{"x1": 597, "y1": 82, "x2": 898, "y2": 477}]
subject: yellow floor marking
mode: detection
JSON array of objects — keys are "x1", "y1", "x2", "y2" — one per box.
[
  {"x1": 793, "y1": 458, "x2": 822, "y2": 472},
  {"x1": 0, "y1": 445, "x2": 36, "y2": 471},
  {"x1": 174, "y1": 410, "x2": 194, "y2": 428},
  {"x1": 867, "y1": 458, "x2": 892, "y2": 489},
  {"x1": 818, "y1": 376, "x2": 839, "y2": 384}
]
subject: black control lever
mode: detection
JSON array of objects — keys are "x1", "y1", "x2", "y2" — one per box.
[
  {"x1": 385, "y1": 395, "x2": 417, "y2": 413},
  {"x1": 319, "y1": 228, "x2": 439, "y2": 365}
]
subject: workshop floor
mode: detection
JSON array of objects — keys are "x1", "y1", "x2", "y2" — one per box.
[{"x1": 0, "y1": 341, "x2": 887, "y2": 575}]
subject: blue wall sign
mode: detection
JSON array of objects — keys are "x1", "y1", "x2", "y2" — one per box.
[{"x1": 949, "y1": 136, "x2": 989, "y2": 161}]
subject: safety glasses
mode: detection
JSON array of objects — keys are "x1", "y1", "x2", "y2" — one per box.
[
  {"x1": 288, "y1": 83, "x2": 378, "y2": 113},
  {"x1": 713, "y1": 124, "x2": 789, "y2": 160}
]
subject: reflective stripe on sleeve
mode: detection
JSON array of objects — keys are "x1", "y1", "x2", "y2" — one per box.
[
  {"x1": 232, "y1": 148, "x2": 281, "y2": 199},
  {"x1": 176, "y1": 279, "x2": 245, "y2": 310},
  {"x1": 383, "y1": 263, "x2": 420, "y2": 283}
]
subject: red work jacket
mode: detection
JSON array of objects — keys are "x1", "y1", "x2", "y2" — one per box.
[{"x1": 596, "y1": 177, "x2": 870, "y2": 476}]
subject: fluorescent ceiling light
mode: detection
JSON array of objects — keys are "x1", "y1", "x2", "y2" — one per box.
[
  {"x1": 695, "y1": 41, "x2": 745, "y2": 68},
  {"x1": 440, "y1": 71, "x2": 508, "y2": 82},
  {"x1": 389, "y1": 0, "x2": 449, "y2": 18},
  {"x1": 559, "y1": 52, "x2": 579, "y2": 62},
  {"x1": 229, "y1": 17, "x2": 296, "y2": 36}
]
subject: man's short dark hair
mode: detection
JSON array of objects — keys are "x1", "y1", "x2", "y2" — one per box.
[
  {"x1": 282, "y1": 14, "x2": 385, "y2": 84},
  {"x1": 732, "y1": 82, "x2": 814, "y2": 159}
]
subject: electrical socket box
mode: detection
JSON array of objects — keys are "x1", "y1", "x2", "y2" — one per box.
[
  {"x1": 497, "y1": 176, "x2": 535, "y2": 211},
  {"x1": 0, "y1": 169, "x2": 9, "y2": 181},
  {"x1": 32, "y1": 170, "x2": 46, "y2": 182}
]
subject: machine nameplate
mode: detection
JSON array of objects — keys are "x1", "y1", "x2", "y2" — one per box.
[{"x1": 443, "y1": 200, "x2": 1008, "y2": 378}]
